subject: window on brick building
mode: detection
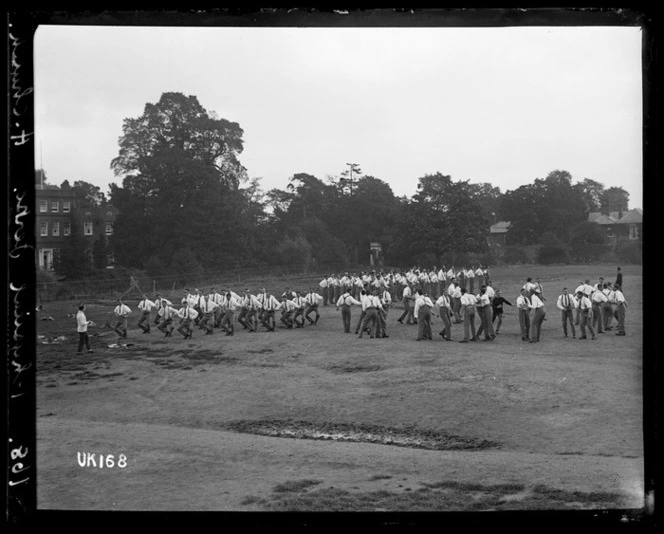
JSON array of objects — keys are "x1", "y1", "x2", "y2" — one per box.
[
  {"x1": 39, "y1": 200, "x2": 48, "y2": 213},
  {"x1": 84, "y1": 222, "x2": 93, "y2": 236},
  {"x1": 64, "y1": 222, "x2": 71, "y2": 236},
  {"x1": 51, "y1": 201, "x2": 59, "y2": 212},
  {"x1": 52, "y1": 222, "x2": 60, "y2": 236},
  {"x1": 63, "y1": 201, "x2": 71, "y2": 213},
  {"x1": 105, "y1": 222, "x2": 113, "y2": 235},
  {"x1": 40, "y1": 221, "x2": 48, "y2": 236}
]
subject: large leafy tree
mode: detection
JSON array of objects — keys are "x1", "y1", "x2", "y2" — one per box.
[
  {"x1": 600, "y1": 186, "x2": 629, "y2": 215},
  {"x1": 109, "y1": 92, "x2": 256, "y2": 270}
]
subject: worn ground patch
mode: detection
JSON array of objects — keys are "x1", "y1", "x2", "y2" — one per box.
[{"x1": 223, "y1": 420, "x2": 499, "y2": 451}]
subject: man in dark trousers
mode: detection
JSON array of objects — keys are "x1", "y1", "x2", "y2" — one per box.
[
  {"x1": 556, "y1": 287, "x2": 577, "y2": 338},
  {"x1": 615, "y1": 267, "x2": 623, "y2": 289},
  {"x1": 490, "y1": 289, "x2": 512, "y2": 335},
  {"x1": 516, "y1": 289, "x2": 531, "y2": 341}
]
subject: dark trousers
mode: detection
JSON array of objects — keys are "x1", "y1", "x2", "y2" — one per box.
[
  {"x1": 157, "y1": 317, "x2": 174, "y2": 335},
  {"x1": 476, "y1": 306, "x2": 494, "y2": 339},
  {"x1": 519, "y1": 309, "x2": 531, "y2": 340},
  {"x1": 492, "y1": 311, "x2": 503, "y2": 333},
  {"x1": 293, "y1": 308, "x2": 305, "y2": 327},
  {"x1": 177, "y1": 318, "x2": 193, "y2": 338},
  {"x1": 463, "y1": 306, "x2": 477, "y2": 341},
  {"x1": 236, "y1": 307, "x2": 248, "y2": 329},
  {"x1": 591, "y1": 303, "x2": 603, "y2": 333},
  {"x1": 341, "y1": 304, "x2": 351, "y2": 332},
  {"x1": 261, "y1": 309, "x2": 276, "y2": 330},
  {"x1": 138, "y1": 311, "x2": 151, "y2": 333},
  {"x1": 281, "y1": 310, "x2": 294, "y2": 328},
  {"x1": 398, "y1": 299, "x2": 415, "y2": 324},
  {"x1": 616, "y1": 303, "x2": 626, "y2": 334},
  {"x1": 220, "y1": 310, "x2": 235, "y2": 333},
  {"x1": 530, "y1": 308, "x2": 546, "y2": 341},
  {"x1": 201, "y1": 312, "x2": 215, "y2": 334},
  {"x1": 355, "y1": 310, "x2": 366, "y2": 334},
  {"x1": 377, "y1": 309, "x2": 387, "y2": 338},
  {"x1": 305, "y1": 304, "x2": 319, "y2": 324},
  {"x1": 452, "y1": 298, "x2": 462, "y2": 322},
  {"x1": 580, "y1": 309, "x2": 595, "y2": 338},
  {"x1": 359, "y1": 308, "x2": 378, "y2": 337},
  {"x1": 113, "y1": 317, "x2": 127, "y2": 338},
  {"x1": 468, "y1": 278, "x2": 474, "y2": 294},
  {"x1": 245, "y1": 309, "x2": 259, "y2": 332},
  {"x1": 322, "y1": 286, "x2": 329, "y2": 305},
  {"x1": 602, "y1": 303, "x2": 614, "y2": 330},
  {"x1": 438, "y1": 307, "x2": 452, "y2": 339},
  {"x1": 561, "y1": 308, "x2": 575, "y2": 337},
  {"x1": 416, "y1": 307, "x2": 432, "y2": 340},
  {"x1": 77, "y1": 332, "x2": 90, "y2": 353}
]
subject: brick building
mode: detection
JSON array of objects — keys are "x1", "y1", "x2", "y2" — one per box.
[
  {"x1": 36, "y1": 181, "x2": 118, "y2": 270},
  {"x1": 588, "y1": 208, "x2": 643, "y2": 245}
]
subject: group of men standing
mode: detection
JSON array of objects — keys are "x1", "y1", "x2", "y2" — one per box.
[{"x1": 90, "y1": 266, "x2": 627, "y2": 348}]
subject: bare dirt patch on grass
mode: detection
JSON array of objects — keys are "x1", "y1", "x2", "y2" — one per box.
[
  {"x1": 223, "y1": 420, "x2": 499, "y2": 451},
  {"x1": 244, "y1": 479, "x2": 632, "y2": 512}
]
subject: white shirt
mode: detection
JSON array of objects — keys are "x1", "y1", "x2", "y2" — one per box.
[
  {"x1": 158, "y1": 305, "x2": 178, "y2": 319},
  {"x1": 200, "y1": 299, "x2": 219, "y2": 313},
  {"x1": 478, "y1": 293, "x2": 491, "y2": 307},
  {"x1": 381, "y1": 290, "x2": 392, "y2": 306},
  {"x1": 460, "y1": 293, "x2": 477, "y2": 307},
  {"x1": 337, "y1": 293, "x2": 362, "y2": 307},
  {"x1": 485, "y1": 286, "x2": 495, "y2": 299},
  {"x1": 516, "y1": 295, "x2": 531, "y2": 310},
  {"x1": 263, "y1": 295, "x2": 281, "y2": 311},
  {"x1": 451, "y1": 286, "x2": 462, "y2": 299},
  {"x1": 446, "y1": 268, "x2": 455, "y2": 278},
  {"x1": 435, "y1": 295, "x2": 451, "y2": 309},
  {"x1": 414, "y1": 296, "x2": 434, "y2": 318},
  {"x1": 557, "y1": 294, "x2": 577, "y2": 310},
  {"x1": 114, "y1": 304, "x2": 131, "y2": 316},
  {"x1": 583, "y1": 284, "x2": 594, "y2": 296},
  {"x1": 361, "y1": 295, "x2": 383, "y2": 311},
  {"x1": 529, "y1": 294, "x2": 545, "y2": 309},
  {"x1": 614, "y1": 290, "x2": 626, "y2": 305},
  {"x1": 438, "y1": 269, "x2": 446, "y2": 280},
  {"x1": 281, "y1": 299, "x2": 297, "y2": 312},
  {"x1": 574, "y1": 284, "x2": 586, "y2": 295},
  {"x1": 319, "y1": 278, "x2": 328, "y2": 288},
  {"x1": 592, "y1": 291, "x2": 608, "y2": 304},
  {"x1": 178, "y1": 306, "x2": 199, "y2": 320},
  {"x1": 475, "y1": 268, "x2": 484, "y2": 276},
  {"x1": 466, "y1": 269, "x2": 474, "y2": 278},
  {"x1": 523, "y1": 282, "x2": 537, "y2": 292},
  {"x1": 402, "y1": 286, "x2": 412, "y2": 300},
  {"x1": 429, "y1": 272, "x2": 438, "y2": 283},
  {"x1": 138, "y1": 299, "x2": 155, "y2": 312},
  {"x1": 447, "y1": 283, "x2": 457, "y2": 297},
  {"x1": 578, "y1": 296, "x2": 593, "y2": 310},
  {"x1": 76, "y1": 310, "x2": 89, "y2": 333}
]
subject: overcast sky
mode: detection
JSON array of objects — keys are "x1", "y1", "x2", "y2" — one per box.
[{"x1": 34, "y1": 23, "x2": 643, "y2": 209}]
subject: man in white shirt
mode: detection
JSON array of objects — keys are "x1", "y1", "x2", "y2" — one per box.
[
  {"x1": 516, "y1": 289, "x2": 532, "y2": 341},
  {"x1": 319, "y1": 276, "x2": 329, "y2": 306},
  {"x1": 573, "y1": 282, "x2": 586, "y2": 326},
  {"x1": 219, "y1": 291, "x2": 240, "y2": 336},
  {"x1": 113, "y1": 299, "x2": 131, "y2": 339},
  {"x1": 434, "y1": 292, "x2": 453, "y2": 341},
  {"x1": 176, "y1": 302, "x2": 198, "y2": 339},
  {"x1": 156, "y1": 301, "x2": 178, "y2": 337},
  {"x1": 613, "y1": 284, "x2": 627, "y2": 336},
  {"x1": 76, "y1": 304, "x2": 94, "y2": 354},
  {"x1": 304, "y1": 287, "x2": 321, "y2": 325},
  {"x1": 244, "y1": 291, "x2": 263, "y2": 333},
  {"x1": 137, "y1": 294, "x2": 155, "y2": 334},
  {"x1": 152, "y1": 294, "x2": 172, "y2": 326},
  {"x1": 601, "y1": 283, "x2": 615, "y2": 331},
  {"x1": 466, "y1": 268, "x2": 475, "y2": 294},
  {"x1": 458, "y1": 289, "x2": 477, "y2": 343},
  {"x1": 358, "y1": 290, "x2": 384, "y2": 339},
  {"x1": 414, "y1": 290, "x2": 435, "y2": 341},
  {"x1": 529, "y1": 292, "x2": 546, "y2": 343},
  {"x1": 448, "y1": 280, "x2": 463, "y2": 323},
  {"x1": 576, "y1": 291, "x2": 596, "y2": 340},
  {"x1": 377, "y1": 287, "x2": 392, "y2": 338},
  {"x1": 556, "y1": 288, "x2": 577, "y2": 338},
  {"x1": 535, "y1": 278, "x2": 546, "y2": 301},
  {"x1": 475, "y1": 266, "x2": 485, "y2": 288},
  {"x1": 199, "y1": 294, "x2": 219, "y2": 335},
  {"x1": 261, "y1": 292, "x2": 281, "y2": 332},
  {"x1": 523, "y1": 278, "x2": 537, "y2": 296},
  {"x1": 398, "y1": 283, "x2": 415, "y2": 325},
  {"x1": 336, "y1": 291, "x2": 362, "y2": 333},
  {"x1": 292, "y1": 291, "x2": 307, "y2": 329},
  {"x1": 475, "y1": 287, "x2": 495, "y2": 341},
  {"x1": 591, "y1": 287, "x2": 608, "y2": 334},
  {"x1": 280, "y1": 296, "x2": 298, "y2": 329}
]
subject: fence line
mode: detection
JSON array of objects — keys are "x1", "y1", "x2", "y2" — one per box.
[{"x1": 36, "y1": 262, "x2": 389, "y2": 303}]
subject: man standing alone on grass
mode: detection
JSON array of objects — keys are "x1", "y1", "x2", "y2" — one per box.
[
  {"x1": 516, "y1": 289, "x2": 531, "y2": 341},
  {"x1": 490, "y1": 289, "x2": 511, "y2": 335},
  {"x1": 528, "y1": 291, "x2": 546, "y2": 343},
  {"x1": 615, "y1": 267, "x2": 623, "y2": 289},
  {"x1": 458, "y1": 288, "x2": 477, "y2": 343},
  {"x1": 556, "y1": 288, "x2": 577, "y2": 338},
  {"x1": 576, "y1": 291, "x2": 596, "y2": 340},
  {"x1": 113, "y1": 299, "x2": 131, "y2": 339},
  {"x1": 137, "y1": 294, "x2": 155, "y2": 334},
  {"x1": 613, "y1": 284, "x2": 627, "y2": 336},
  {"x1": 76, "y1": 304, "x2": 94, "y2": 354}
]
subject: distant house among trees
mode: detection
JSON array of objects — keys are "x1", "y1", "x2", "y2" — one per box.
[
  {"x1": 588, "y1": 208, "x2": 642, "y2": 245},
  {"x1": 489, "y1": 221, "x2": 511, "y2": 247}
]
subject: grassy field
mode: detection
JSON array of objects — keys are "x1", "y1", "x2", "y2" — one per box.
[{"x1": 35, "y1": 263, "x2": 645, "y2": 514}]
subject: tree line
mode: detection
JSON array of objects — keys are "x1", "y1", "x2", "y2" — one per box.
[{"x1": 44, "y1": 92, "x2": 635, "y2": 280}]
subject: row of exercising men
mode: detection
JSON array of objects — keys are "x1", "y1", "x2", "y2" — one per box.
[
  {"x1": 112, "y1": 287, "x2": 324, "y2": 339},
  {"x1": 319, "y1": 265, "x2": 490, "y2": 304}
]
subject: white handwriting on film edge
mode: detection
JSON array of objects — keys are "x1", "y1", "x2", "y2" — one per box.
[
  {"x1": 9, "y1": 189, "x2": 32, "y2": 260},
  {"x1": 9, "y1": 282, "x2": 31, "y2": 393},
  {"x1": 9, "y1": 32, "x2": 34, "y2": 145}
]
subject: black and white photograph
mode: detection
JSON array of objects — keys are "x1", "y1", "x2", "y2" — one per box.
[{"x1": 7, "y1": 7, "x2": 655, "y2": 527}]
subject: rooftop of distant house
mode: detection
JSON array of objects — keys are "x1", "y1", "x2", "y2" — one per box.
[{"x1": 588, "y1": 208, "x2": 642, "y2": 225}]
